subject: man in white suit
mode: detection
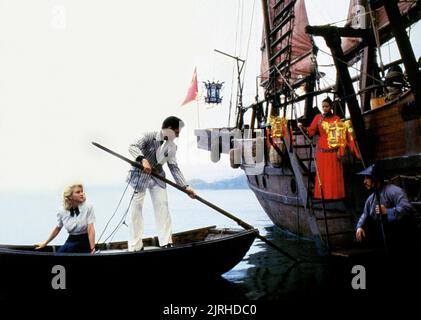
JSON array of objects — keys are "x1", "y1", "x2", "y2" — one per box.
[{"x1": 127, "y1": 116, "x2": 196, "y2": 251}]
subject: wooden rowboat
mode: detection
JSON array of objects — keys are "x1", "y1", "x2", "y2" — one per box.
[{"x1": 0, "y1": 226, "x2": 258, "y2": 300}]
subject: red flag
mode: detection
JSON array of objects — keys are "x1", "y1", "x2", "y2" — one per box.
[{"x1": 181, "y1": 67, "x2": 198, "y2": 106}]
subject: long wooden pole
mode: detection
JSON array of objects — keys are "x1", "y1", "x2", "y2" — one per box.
[
  {"x1": 375, "y1": 188, "x2": 388, "y2": 255},
  {"x1": 92, "y1": 142, "x2": 299, "y2": 262}
]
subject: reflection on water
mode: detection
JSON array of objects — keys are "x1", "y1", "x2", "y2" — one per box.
[
  {"x1": 2, "y1": 188, "x2": 420, "y2": 308},
  {"x1": 223, "y1": 226, "x2": 331, "y2": 301},
  {"x1": 2, "y1": 223, "x2": 420, "y2": 308},
  {"x1": 221, "y1": 225, "x2": 421, "y2": 305}
]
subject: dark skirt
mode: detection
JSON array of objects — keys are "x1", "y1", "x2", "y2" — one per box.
[{"x1": 58, "y1": 233, "x2": 90, "y2": 253}]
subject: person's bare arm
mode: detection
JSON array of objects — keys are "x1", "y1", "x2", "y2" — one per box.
[
  {"x1": 35, "y1": 226, "x2": 61, "y2": 249},
  {"x1": 88, "y1": 223, "x2": 96, "y2": 253}
]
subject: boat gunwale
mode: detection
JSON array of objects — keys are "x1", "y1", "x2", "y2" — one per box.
[
  {"x1": 362, "y1": 89, "x2": 413, "y2": 116},
  {"x1": 0, "y1": 227, "x2": 258, "y2": 257}
]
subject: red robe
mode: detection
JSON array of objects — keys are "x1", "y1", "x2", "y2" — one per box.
[{"x1": 307, "y1": 114, "x2": 345, "y2": 200}]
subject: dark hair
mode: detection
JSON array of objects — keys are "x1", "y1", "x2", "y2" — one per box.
[
  {"x1": 162, "y1": 116, "x2": 185, "y2": 130},
  {"x1": 322, "y1": 96, "x2": 333, "y2": 106}
]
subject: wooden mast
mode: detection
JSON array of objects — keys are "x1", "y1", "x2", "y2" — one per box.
[
  {"x1": 383, "y1": 0, "x2": 421, "y2": 112},
  {"x1": 306, "y1": 25, "x2": 369, "y2": 160}
]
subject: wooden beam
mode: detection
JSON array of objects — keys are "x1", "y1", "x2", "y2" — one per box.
[
  {"x1": 360, "y1": 45, "x2": 379, "y2": 112},
  {"x1": 307, "y1": 25, "x2": 370, "y2": 40},
  {"x1": 306, "y1": 25, "x2": 368, "y2": 160},
  {"x1": 383, "y1": 0, "x2": 421, "y2": 112}
]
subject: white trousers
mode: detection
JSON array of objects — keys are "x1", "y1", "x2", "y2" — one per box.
[{"x1": 128, "y1": 180, "x2": 173, "y2": 251}]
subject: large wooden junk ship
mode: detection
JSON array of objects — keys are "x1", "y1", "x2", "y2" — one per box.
[{"x1": 195, "y1": 0, "x2": 421, "y2": 249}]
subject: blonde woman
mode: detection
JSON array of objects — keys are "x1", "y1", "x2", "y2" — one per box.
[{"x1": 35, "y1": 183, "x2": 96, "y2": 253}]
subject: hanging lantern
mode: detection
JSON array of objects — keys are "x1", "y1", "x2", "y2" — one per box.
[
  {"x1": 204, "y1": 81, "x2": 224, "y2": 104},
  {"x1": 268, "y1": 115, "x2": 287, "y2": 139},
  {"x1": 322, "y1": 120, "x2": 347, "y2": 149}
]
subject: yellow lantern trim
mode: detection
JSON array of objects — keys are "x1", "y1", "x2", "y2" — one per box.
[
  {"x1": 322, "y1": 120, "x2": 347, "y2": 149},
  {"x1": 268, "y1": 115, "x2": 287, "y2": 138}
]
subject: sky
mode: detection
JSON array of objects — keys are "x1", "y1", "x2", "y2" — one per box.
[{"x1": 0, "y1": 0, "x2": 419, "y2": 191}]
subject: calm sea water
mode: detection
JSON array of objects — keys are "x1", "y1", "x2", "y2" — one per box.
[
  {"x1": 3, "y1": 187, "x2": 416, "y2": 308},
  {"x1": 0, "y1": 188, "x2": 270, "y2": 245},
  {"x1": 0, "y1": 187, "x2": 329, "y2": 301}
]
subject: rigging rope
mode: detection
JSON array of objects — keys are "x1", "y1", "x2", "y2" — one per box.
[
  {"x1": 234, "y1": 0, "x2": 245, "y2": 121},
  {"x1": 228, "y1": 0, "x2": 242, "y2": 127},
  {"x1": 324, "y1": 9, "x2": 375, "y2": 28},
  {"x1": 318, "y1": 47, "x2": 383, "y2": 85},
  {"x1": 241, "y1": 0, "x2": 257, "y2": 89},
  {"x1": 103, "y1": 175, "x2": 143, "y2": 244},
  {"x1": 239, "y1": 0, "x2": 244, "y2": 57},
  {"x1": 96, "y1": 175, "x2": 133, "y2": 245},
  {"x1": 97, "y1": 173, "x2": 142, "y2": 245},
  {"x1": 368, "y1": 1, "x2": 385, "y2": 74},
  {"x1": 102, "y1": 182, "x2": 138, "y2": 244}
]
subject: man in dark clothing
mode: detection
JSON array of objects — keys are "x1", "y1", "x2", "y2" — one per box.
[
  {"x1": 355, "y1": 164, "x2": 417, "y2": 252},
  {"x1": 354, "y1": 164, "x2": 421, "y2": 296}
]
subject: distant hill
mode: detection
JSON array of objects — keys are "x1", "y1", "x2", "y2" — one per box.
[{"x1": 188, "y1": 175, "x2": 249, "y2": 190}]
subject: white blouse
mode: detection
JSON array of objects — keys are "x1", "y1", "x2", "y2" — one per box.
[{"x1": 56, "y1": 202, "x2": 95, "y2": 235}]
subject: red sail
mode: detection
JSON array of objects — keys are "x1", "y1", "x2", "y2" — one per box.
[
  {"x1": 342, "y1": 0, "x2": 417, "y2": 55},
  {"x1": 260, "y1": 0, "x2": 314, "y2": 86},
  {"x1": 342, "y1": 0, "x2": 366, "y2": 55},
  {"x1": 375, "y1": 0, "x2": 417, "y2": 33},
  {"x1": 289, "y1": 0, "x2": 313, "y2": 78}
]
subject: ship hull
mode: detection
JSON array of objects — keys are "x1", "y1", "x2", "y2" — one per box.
[
  {"x1": 194, "y1": 91, "x2": 421, "y2": 249},
  {"x1": 244, "y1": 168, "x2": 357, "y2": 247}
]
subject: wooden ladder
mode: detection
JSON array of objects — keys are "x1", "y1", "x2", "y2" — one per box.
[
  {"x1": 262, "y1": 0, "x2": 296, "y2": 89},
  {"x1": 283, "y1": 122, "x2": 326, "y2": 249}
]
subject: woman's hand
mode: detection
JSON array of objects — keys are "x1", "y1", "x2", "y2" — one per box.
[
  {"x1": 297, "y1": 123, "x2": 306, "y2": 132},
  {"x1": 35, "y1": 242, "x2": 47, "y2": 250},
  {"x1": 90, "y1": 247, "x2": 96, "y2": 254},
  {"x1": 298, "y1": 123, "x2": 306, "y2": 131},
  {"x1": 35, "y1": 227, "x2": 60, "y2": 250}
]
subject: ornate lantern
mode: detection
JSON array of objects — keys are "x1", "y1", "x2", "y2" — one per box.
[
  {"x1": 204, "y1": 81, "x2": 224, "y2": 104},
  {"x1": 323, "y1": 120, "x2": 347, "y2": 149},
  {"x1": 269, "y1": 115, "x2": 287, "y2": 139}
]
